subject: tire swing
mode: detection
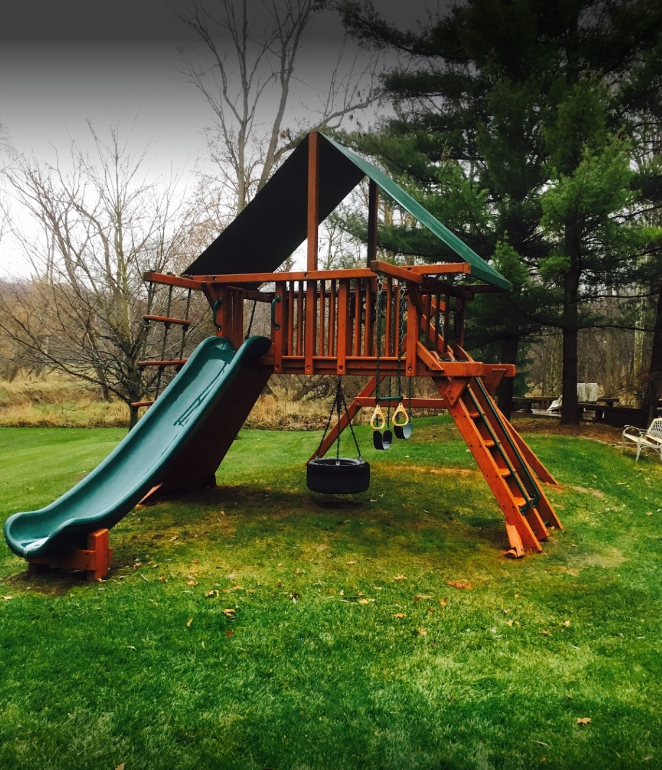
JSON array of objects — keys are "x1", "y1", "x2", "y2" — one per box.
[{"x1": 307, "y1": 379, "x2": 370, "y2": 495}]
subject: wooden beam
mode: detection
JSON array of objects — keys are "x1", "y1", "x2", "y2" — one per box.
[
  {"x1": 143, "y1": 272, "x2": 207, "y2": 290},
  {"x1": 409, "y1": 263, "x2": 472, "y2": 276},
  {"x1": 369, "y1": 260, "x2": 473, "y2": 300},
  {"x1": 179, "y1": 268, "x2": 375, "y2": 285},
  {"x1": 367, "y1": 180, "x2": 378, "y2": 268},
  {"x1": 307, "y1": 131, "x2": 319, "y2": 272}
]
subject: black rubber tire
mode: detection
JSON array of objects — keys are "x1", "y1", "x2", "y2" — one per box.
[{"x1": 306, "y1": 457, "x2": 371, "y2": 494}]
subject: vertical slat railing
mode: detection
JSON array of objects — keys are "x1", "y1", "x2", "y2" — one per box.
[
  {"x1": 296, "y1": 281, "x2": 304, "y2": 356},
  {"x1": 337, "y1": 279, "x2": 350, "y2": 374},
  {"x1": 305, "y1": 280, "x2": 316, "y2": 373},
  {"x1": 364, "y1": 278, "x2": 373, "y2": 356},
  {"x1": 318, "y1": 280, "x2": 326, "y2": 357},
  {"x1": 328, "y1": 280, "x2": 336, "y2": 356},
  {"x1": 353, "y1": 280, "x2": 362, "y2": 356}
]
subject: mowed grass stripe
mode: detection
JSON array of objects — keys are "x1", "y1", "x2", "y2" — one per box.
[{"x1": 0, "y1": 418, "x2": 661, "y2": 769}]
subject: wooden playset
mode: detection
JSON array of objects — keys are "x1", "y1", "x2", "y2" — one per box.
[
  {"x1": 138, "y1": 131, "x2": 562, "y2": 559},
  {"x1": 7, "y1": 131, "x2": 561, "y2": 581}
]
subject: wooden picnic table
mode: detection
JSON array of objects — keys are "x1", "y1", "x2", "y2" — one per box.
[{"x1": 596, "y1": 397, "x2": 620, "y2": 406}]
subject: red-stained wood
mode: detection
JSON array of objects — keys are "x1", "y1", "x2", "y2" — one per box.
[
  {"x1": 353, "y1": 280, "x2": 362, "y2": 356},
  {"x1": 469, "y1": 382, "x2": 550, "y2": 541},
  {"x1": 319, "y1": 280, "x2": 326, "y2": 356},
  {"x1": 143, "y1": 314, "x2": 191, "y2": 327},
  {"x1": 424, "y1": 291, "x2": 432, "y2": 349},
  {"x1": 354, "y1": 396, "x2": 451, "y2": 409},
  {"x1": 370, "y1": 260, "x2": 472, "y2": 300},
  {"x1": 273, "y1": 282, "x2": 285, "y2": 372},
  {"x1": 297, "y1": 282, "x2": 304, "y2": 356},
  {"x1": 287, "y1": 281, "x2": 295, "y2": 356},
  {"x1": 406, "y1": 289, "x2": 419, "y2": 376},
  {"x1": 328, "y1": 280, "x2": 336, "y2": 356},
  {"x1": 307, "y1": 131, "x2": 319, "y2": 272},
  {"x1": 138, "y1": 359, "x2": 188, "y2": 367},
  {"x1": 27, "y1": 528, "x2": 113, "y2": 581},
  {"x1": 337, "y1": 280, "x2": 349, "y2": 373},
  {"x1": 367, "y1": 180, "x2": 378, "y2": 268},
  {"x1": 434, "y1": 293, "x2": 441, "y2": 351},
  {"x1": 364, "y1": 278, "x2": 373, "y2": 356},
  {"x1": 305, "y1": 281, "x2": 316, "y2": 373},
  {"x1": 408, "y1": 263, "x2": 472, "y2": 276},
  {"x1": 143, "y1": 272, "x2": 207, "y2": 290},
  {"x1": 496, "y1": 408, "x2": 560, "y2": 487},
  {"x1": 183, "y1": 268, "x2": 375, "y2": 285},
  {"x1": 443, "y1": 293, "x2": 450, "y2": 355},
  {"x1": 445, "y1": 390, "x2": 542, "y2": 555},
  {"x1": 481, "y1": 366, "x2": 509, "y2": 394},
  {"x1": 384, "y1": 277, "x2": 392, "y2": 356}
]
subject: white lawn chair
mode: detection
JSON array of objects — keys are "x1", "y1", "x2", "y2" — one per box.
[{"x1": 622, "y1": 418, "x2": 662, "y2": 462}]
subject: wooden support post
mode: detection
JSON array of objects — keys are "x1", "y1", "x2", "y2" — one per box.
[
  {"x1": 367, "y1": 180, "x2": 378, "y2": 267},
  {"x1": 274, "y1": 281, "x2": 285, "y2": 373},
  {"x1": 443, "y1": 293, "x2": 450, "y2": 356},
  {"x1": 337, "y1": 280, "x2": 349, "y2": 374},
  {"x1": 406, "y1": 286, "x2": 419, "y2": 376},
  {"x1": 26, "y1": 528, "x2": 113, "y2": 581},
  {"x1": 305, "y1": 280, "x2": 316, "y2": 374},
  {"x1": 307, "y1": 131, "x2": 319, "y2": 272}
]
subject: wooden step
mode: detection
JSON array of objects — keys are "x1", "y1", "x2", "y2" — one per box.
[
  {"x1": 138, "y1": 359, "x2": 188, "y2": 367},
  {"x1": 467, "y1": 410, "x2": 479, "y2": 418},
  {"x1": 131, "y1": 400, "x2": 154, "y2": 408},
  {"x1": 143, "y1": 314, "x2": 191, "y2": 327},
  {"x1": 497, "y1": 467, "x2": 511, "y2": 477}
]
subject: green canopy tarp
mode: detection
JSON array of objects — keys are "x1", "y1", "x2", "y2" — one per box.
[{"x1": 184, "y1": 133, "x2": 510, "y2": 291}]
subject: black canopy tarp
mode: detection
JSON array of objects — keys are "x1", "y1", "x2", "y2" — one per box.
[{"x1": 184, "y1": 133, "x2": 509, "y2": 290}]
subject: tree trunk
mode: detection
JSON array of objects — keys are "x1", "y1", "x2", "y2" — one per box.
[
  {"x1": 128, "y1": 403, "x2": 139, "y2": 430},
  {"x1": 561, "y1": 225, "x2": 580, "y2": 425},
  {"x1": 496, "y1": 329, "x2": 519, "y2": 420},
  {"x1": 642, "y1": 286, "x2": 662, "y2": 426}
]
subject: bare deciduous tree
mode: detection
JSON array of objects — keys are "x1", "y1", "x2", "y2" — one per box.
[
  {"x1": 0, "y1": 125, "x2": 198, "y2": 427},
  {"x1": 175, "y1": 0, "x2": 381, "y2": 214}
]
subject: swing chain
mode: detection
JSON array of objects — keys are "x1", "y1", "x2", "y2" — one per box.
[{"x1": 315, "y1": 378, "x2": 362, "y2": 461}]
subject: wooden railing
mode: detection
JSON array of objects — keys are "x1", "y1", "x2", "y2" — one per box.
[{"x1": 142, "y1": 263, "x2": 479, "y2": 377}]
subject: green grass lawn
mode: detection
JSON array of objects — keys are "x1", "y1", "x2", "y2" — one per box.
[{"x1": 1, "y1": 418, "x2": 661, "y2": 770}]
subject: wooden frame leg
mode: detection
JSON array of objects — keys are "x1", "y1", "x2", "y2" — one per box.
[{"x1": 26, "y1": 528, "x2": 113, "y2": 581}]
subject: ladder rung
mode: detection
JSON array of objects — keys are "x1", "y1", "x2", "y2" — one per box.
[
  {"x1": 513, "y1": 496, "x2": 526, "y2": 508},
  {"x1": 143, "y1": 314, "x2": 191, "y2": 327},
  {"x1": 483, "y1": 439, "x2": 495, "y2": 447},
  {"x1": 138, "y1": 359, "x2": 188, "y2": 367},
  {"x1": 468, "y1": 410, "x2": 479, "y2": 418},
  {"x1": 497, "y1": 467, "x2": 511, "y2": 477},
  {"x1": 131, "y1": 400, "x2": 154, "y2": 408}
]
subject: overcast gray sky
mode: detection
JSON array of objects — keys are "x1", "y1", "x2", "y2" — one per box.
[{"x1": 0, "y1": 0, "x2": 440, "y2": 275}]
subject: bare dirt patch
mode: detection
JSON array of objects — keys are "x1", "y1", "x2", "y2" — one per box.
[{"x1": 513, "y1": 416, "x2": 623, "y2": 445}]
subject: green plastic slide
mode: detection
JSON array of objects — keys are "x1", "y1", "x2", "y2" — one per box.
[{"x1": 4, "y1": 335, "x2": 271, "y2": 560}]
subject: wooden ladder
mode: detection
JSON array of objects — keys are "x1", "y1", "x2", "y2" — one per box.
[
  {"x1": 132, "y1": 284, "x2": 193, "y2": 410},
  {"x1": 445, "y1": 376, "x2": 562, "y2": 557}
]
